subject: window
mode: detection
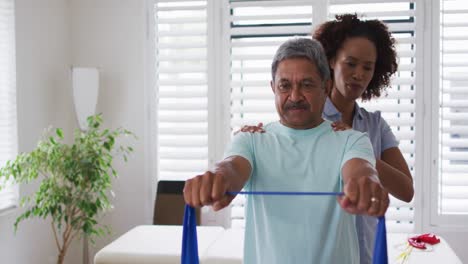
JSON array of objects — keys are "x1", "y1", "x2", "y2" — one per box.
[
  {"x1": 432, "y1": 0, "x2": 468, "y2": 225},
  {"x1": 0, "y1": 0, "x2": 18, "y2": 214},
  {"x1": 152, "y1": 0, "x2": 467, "y2": 230},
  {"x1": 226, "y1": 0, "x2": 419, "y2": 232}
]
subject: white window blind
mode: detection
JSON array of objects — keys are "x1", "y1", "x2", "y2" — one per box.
[
  {"x1": 0, "y1": 0, "x2": 18, "y2": 214},
  {"x1": 154, "y1": 0, "x2": 209, "y2": 181},
  {"x1": 437, "y1": 0, "x2": 468, "y2": 220},
  {"x1": 330, "y1": 0, "x2": 419, "y2": 233}
]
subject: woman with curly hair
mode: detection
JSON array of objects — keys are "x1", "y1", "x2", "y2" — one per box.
[{"x1": 239, "y1": 14, "x2": 414, "y2": 263}]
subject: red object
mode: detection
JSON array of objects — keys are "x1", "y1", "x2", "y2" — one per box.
[
  {"x1": 408, "y1": 233, "x2": 441, "y2": 249},
  {"x1": 408, "y1": 237, "x2": 427, "y2": 249}
]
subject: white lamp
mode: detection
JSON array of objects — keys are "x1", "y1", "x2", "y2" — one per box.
[{"x1": 72, "y1": 67, "x2": 99, "y2": 131}]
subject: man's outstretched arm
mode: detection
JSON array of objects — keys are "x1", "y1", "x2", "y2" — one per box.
[
  {"x1": 184, "y1": 156, "x2": 252, "y2": 211},
  {"x1": 339, "y1": 158, "x2": 389, "y2": 216}
]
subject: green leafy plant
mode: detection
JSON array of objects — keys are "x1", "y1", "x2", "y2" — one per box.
[{"x1": 0, "y1": 114, "x2": 134, "y2": 264}]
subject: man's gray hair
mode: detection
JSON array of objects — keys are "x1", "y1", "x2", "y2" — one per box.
[{"x1": 271, "y1": 38, "x2": 330, "y2": 83}]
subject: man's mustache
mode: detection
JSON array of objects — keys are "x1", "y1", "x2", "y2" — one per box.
[{"x1": 284, "y1": 101, "x2": 310, "y2": 111}]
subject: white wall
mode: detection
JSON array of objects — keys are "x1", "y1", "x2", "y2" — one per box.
[
  {"x1": 0, "y1": 1, "x2": 153, "y2": 263},
  {"x1": 70, "y1": 0, "x2": 154, "y2": 260},
  {"x1": 0, "y1": 0, "x2": 80, "y2": 263}
]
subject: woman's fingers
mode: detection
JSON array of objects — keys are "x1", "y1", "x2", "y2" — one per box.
[
  {"x1": 235, "y1": 123, "x2": 266, "y2": 135},
  {"x1": 331, "y1": 121, "x2": 352, "y2": 131}
]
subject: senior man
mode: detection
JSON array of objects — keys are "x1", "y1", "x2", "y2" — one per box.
[{"x1": 183, "y1": 38, "x2": 389, "y2": 264}]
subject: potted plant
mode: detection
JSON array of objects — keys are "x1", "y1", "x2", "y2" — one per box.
[{"x1": 0, "y1": 114, "x2": 134, "y2": 264}]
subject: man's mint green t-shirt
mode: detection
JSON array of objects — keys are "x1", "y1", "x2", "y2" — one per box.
[{"x1": 224, "y1": 120, "x2": 375, "y2": 264}]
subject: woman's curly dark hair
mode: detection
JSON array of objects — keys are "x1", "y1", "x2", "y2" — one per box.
[{"x1": 313, "y1": 14, "x2": 398, "y2": 101}]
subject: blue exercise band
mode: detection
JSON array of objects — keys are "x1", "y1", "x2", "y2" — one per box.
[
  {"x1": 181, "y1": 192, "x2": 388, "y2": 264},
  {"x1": 227, "y1": 191, "x2": 345, "y2": 196}
]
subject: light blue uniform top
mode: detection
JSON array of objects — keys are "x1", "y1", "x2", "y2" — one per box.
[
  {"x1": 323, "y1": 97, "x2": 399, "y2": 264},
  {"x1": 224, "y1": 120, "x2": 376, "y2": 264}
]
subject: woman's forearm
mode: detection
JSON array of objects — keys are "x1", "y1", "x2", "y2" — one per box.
[{"x1": 376, "y1": 159, "x2": 414, "y2": 202}]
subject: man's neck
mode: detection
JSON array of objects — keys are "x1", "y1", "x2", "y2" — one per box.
[{"x1": 280, "y1": 118, "x2": 325, "y2": 130}]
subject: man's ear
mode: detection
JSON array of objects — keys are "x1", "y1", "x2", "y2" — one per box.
[{"x1": 270, "y1": 80, "x2": 275, "y2": 93}]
